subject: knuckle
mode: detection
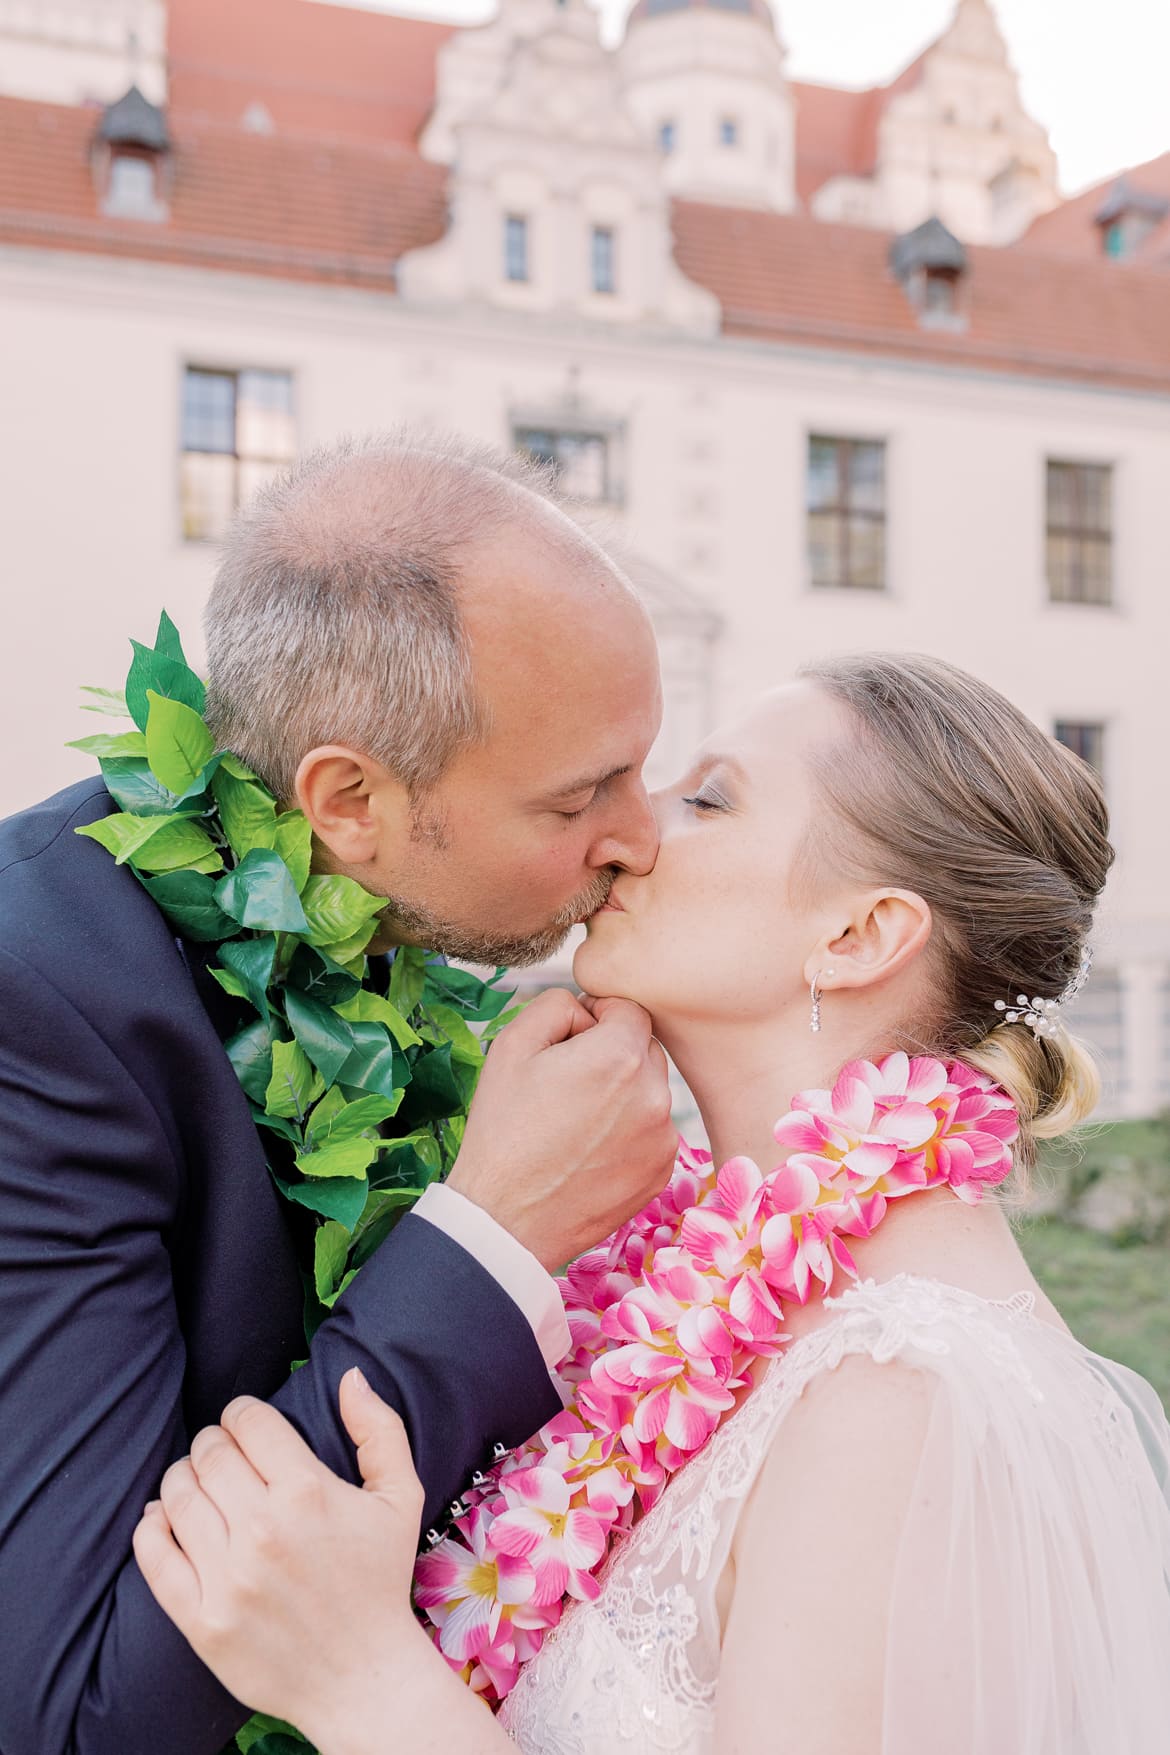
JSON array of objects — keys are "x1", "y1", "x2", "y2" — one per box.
[
  {"x1": 246, "y1": 1508, "x2": 282, "y2": 1559},
  {"x1": 281, "y1": 1470, "x2": 327, "y2": 1520}
]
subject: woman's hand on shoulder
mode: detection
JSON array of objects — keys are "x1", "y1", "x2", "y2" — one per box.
[
  {"x1": 715, "y1": 1354, "x2": 936, "y2": 1755},
  {"x1": 132, "y1": 1369, "x2": 428, "y2": 1745}
]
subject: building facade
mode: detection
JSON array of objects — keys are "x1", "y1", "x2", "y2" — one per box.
[{"x1": 1, "y1": 0, "x2": 1168, "y2": 1114}]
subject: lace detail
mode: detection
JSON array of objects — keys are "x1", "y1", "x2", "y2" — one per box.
[{"x1": 499, "y1": 1274, "x2": 1044, "y2": 1753}]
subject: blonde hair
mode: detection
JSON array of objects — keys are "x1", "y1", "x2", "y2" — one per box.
[{"x1": 797, "y1": 653, "x2": 1114, "y2": 1173}]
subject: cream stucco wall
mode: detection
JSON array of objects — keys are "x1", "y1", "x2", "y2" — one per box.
[{"x1": 1, "y1": 243, "x2": 1166, "y2": 1110}]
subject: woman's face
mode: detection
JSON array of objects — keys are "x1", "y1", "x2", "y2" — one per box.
[{"x1": 573, "y1": 682, "x2": 853, "y2": 1028}]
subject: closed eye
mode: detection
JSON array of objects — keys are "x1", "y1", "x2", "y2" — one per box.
[{"x1": 682, "y1": 786, "x2": 731, "y2": 813}]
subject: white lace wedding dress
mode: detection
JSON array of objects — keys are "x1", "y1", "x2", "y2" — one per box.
[{"x1": 498, "y1": 1274, "x2": 1170, "y2": 1753}]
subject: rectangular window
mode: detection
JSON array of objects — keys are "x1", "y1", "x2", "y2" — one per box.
[
  {"x1": 180, "y1": 366, "x2": 295, "y2": 542},
  {"x1": 718, "y1": 117, "x2": 739, "y2": 147},
  {"x1": 1054, "y1": 721, "x2": 1106, "y2": 776},
  {"x1": 504, "y1": 214, "x2": 529, "y2": 283},
  {"x1": 1046, "y1": 460, "x2": 1113, "y2": 605},
  {"x1": 591, "y1": 226, "x2": 616, "y2": 295},
  {"x1": 514, "y1": 426, "x2": 612, "y2": 502},
  {"x1": 806, "y1": 435, "x2": 886, "y2": 590}
]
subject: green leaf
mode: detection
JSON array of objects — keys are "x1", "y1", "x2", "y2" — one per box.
[
  {"x1": 284, "y1": 989, "x2": 355, "y2": 1085},
  {"x1": 210, "y1": 965, "x2": 250, "y2": 1001},
  {"x1": 216, "y1": 849, "x2": 309, "y2": 934},
  {"x1": 141, "y1": 870, "x2": 242, "y2": 942},
  {"x1": 218, "y1": 750, "x2": 259, "y2": 781},
  {"x1": 313, "y1": 927, "x2": 378, "y2": 967},
  {"x1": 225, "y1": 1017, "x2": 276, "y2": 1104},
  {"x1": 350, "y1": 1187, "x2": 423, "y2": 1268},
  {"x1": 388, "y1": 945, "x2": 427, "y2": 1016},
  {"x1": 131, "y1": 817, "x2": 223, "y2": 875},
  {"x1": 236, "y1": 1715, "x2": 305, "y2": 1755},
  {"x1": 67, "y1": 729, "x2": 148, "y2": 759},
  {"x1": 294, "y1": 1136, "x2": 378, "y2": 1181},
  {"x1": 264, "y1": 1037, "x2": 324, "y2": 1120},
  {"x1": 299, "y1": 873, "x2": 385, "y2": 950},
  {"x1": 154, "y1": 609, "x2": 188, "y2": 666},
  {"x1": 97, "y1": 758, "x2": 181, "y2": 817},
  {"x1": 253, "y1": 1106, "x2": 300, "y2": 1145},
  {"x1": 250, "y1": 1733, "x2": 314, "y2": 1755},
  {"x1": 79, "y1": 685, "x2": 130, "y2": 719},
  {"x1": 286, "y1": 942, "x2": 362, "y2": 1007},
  {"x1": 371, "y1": 1129, "x2": 442, "y2": 1189},
  {"x1": 125, "y1": 641, "x2": 206, "y2": 732},
  {"x1": 336, "y1": 1021, "x2": 407, "y2": 1104},
  {"x1": 305, "y1": 1090, "x2": 398, "y2": 1149},
  {"x1": 211, "y1": 769, "x2": 278, "y2": 861},
  {"x1": 144, "y1": 691, "x2": 216, "y2": 795},
  {"x1": 397, "y1": 1042, "x2": 463, "y2": 1126},
  {"x1": 273, "y1": 1171, "x2": 369, "y2": 1231},
  {"x1": 336, "y1": 988, "x2": 421, "y2": 1049},
  {"x1": 218, "y1": 934, "x2": 278, "y2": 1022},
  {"x1": 313, "y1": 1220, "x2": 350, "y2": 1304},
  {"x1": 424, "y1": 999, "x2": 484, "y2": 1068},
  {"x1": 425, "y1": 962, "x2": 516, "y2": 1022},
  {"x1": 77, "y1": 812, "x2": 222, "y2": 874},
  {"x1": 271, "y1": 811, "x2": 312, "y2": 892},
  {"x1": 481, "y1": 1002, "x2": 524, "y2": 1043}
]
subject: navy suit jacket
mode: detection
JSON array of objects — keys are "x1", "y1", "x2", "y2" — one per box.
[{"x1": 0, "y1": 780, "x2": 561, "y2": 1755}]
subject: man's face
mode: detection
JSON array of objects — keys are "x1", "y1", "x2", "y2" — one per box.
[{"x1": 331, "y1": 523, "x2": 664, "y2": 966}]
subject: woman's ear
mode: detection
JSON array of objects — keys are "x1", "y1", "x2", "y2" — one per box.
[
  {"x1": 806, "y1": 890, "x2": 933, "y2": 993},
  {"x1": 294, "y1": 745, "x2": 407, "y2": 866}
]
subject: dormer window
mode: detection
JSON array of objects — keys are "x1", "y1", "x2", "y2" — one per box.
[
  {"x1": 718, "y1": 117, "x2": 739, "y2": 148},
  {"x1": 1095, "y1": 179, "x2": 1169, "y2": 260},
  {"x1": 93, "y1": 84, "x2": 170, "y2": 223},
  {"x1": 889, "y1": 216, "x2": 968, "y2": 329},
  {"x1": 658, "y1": 119, "x2": 676, "y2": 154},
  {"x1": 591, "y1": 226, "x2": 616, "y2": 295},
  {"x1": 504, "y1": 214, "x2": 530, "y2": 283}
]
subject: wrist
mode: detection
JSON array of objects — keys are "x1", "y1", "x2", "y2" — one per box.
[{"x1": 298, "y1": 1624, "x2": 424, "y2": 1755}]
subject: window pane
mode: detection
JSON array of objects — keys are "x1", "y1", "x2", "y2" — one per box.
[
  {"x1": 106, "y1": 154, "x2": 160, "y2": 220},
  {"x1": 1047, "y1": 531, "x2": 1075, "y2": 600},
  {"x1": 1046, "y1": 461, "x2": 1074, "y2": 528},
  {"x1": 1080, "y1": 464, "x2": 1113, "y2": 535},
  {"x1": 180, "y1": 452, "x2": 236, "y2": 541},
  {"x1": 1080, "y1": 534, "x2": 1113, "y2": 604},
  {"x1": 516, "y1": 428, "x2": 556, "y2": 467},
  {"x1": 808, "y1": 510, "x2": 842, "y2": 587},
  {"x1": 182, "y1": 369, "x2": 236, "y2": 454},
  {"x1": 658, "y1": 119, "x2": 676, "y2": 154},
  {"x1": 237, "y1": 370, "x2": 296, "y2": 461},
  {"x1": 846, "y1": 514, "x2": 885, "y2": 589},
  {"x1": 591, "y1": 226, "x2": 616, "y2": 295},
  {"x1": 504, "y1": 214, "x2": 529, "y2": 283},
  {"x1": 807, "y1": 438, "x2": 841, "y2": 512},
  {"x1": 847, "y1": 440, "x2": 886, "y2": 514}
]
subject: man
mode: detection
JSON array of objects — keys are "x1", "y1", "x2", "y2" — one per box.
[{"x1": 0, "y1": 436, "x2": 676, "y2": 1754}]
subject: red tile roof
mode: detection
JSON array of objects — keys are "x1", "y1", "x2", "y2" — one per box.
[
  {"x1": 168, "y1": 0, "x2": 455, "y2": 146},
  {"x1": 0, "y1": 4, "x2": 1167, "y2": 397},
  {"x1": 671, "y1": 200, "x2": 1170, "y2": 392},
  {"x1": 791, "y1": 50, "x2": 928, "y2": 206},
  {"x1": 0, "y1": 94, "x2": 446, "y2": 287},
  {"x1": 1019, "y1": 151, "x2": 1170, "y2": 264}
]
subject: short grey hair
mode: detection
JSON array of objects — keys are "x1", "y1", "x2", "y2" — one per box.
[{"x1": 204, "y1": 431, "x2": 590, "y2": 803}]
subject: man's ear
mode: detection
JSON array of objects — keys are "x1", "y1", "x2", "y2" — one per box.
[
  {"x1": 804, "y1": 889, "x2": 933, "y2": 993},
  {"x1": 293, "y1": 745, "x2": 408, "y2": 866}
]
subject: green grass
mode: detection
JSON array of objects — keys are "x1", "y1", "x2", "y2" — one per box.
[{"x1": 1015, "y1": 1213, "x2": 1170, "y2": 1408}]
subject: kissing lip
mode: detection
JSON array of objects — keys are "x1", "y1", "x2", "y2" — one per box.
[{"x1": 592, "y1": 890, "x2": 627, "y2": 916}]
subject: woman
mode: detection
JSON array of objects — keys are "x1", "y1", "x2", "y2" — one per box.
[{"x1": 136, "y1": 653, "x2": 1170, "y2": 1753}]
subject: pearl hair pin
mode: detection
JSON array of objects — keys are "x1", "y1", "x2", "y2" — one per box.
[{"x1": 994, "y1": 946, "x2": 1093, "y2": 1040}]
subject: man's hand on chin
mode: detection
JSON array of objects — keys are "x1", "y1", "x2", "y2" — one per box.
[{"x1": 446, "y1": 987, "x2": 678, "y2": 1272}]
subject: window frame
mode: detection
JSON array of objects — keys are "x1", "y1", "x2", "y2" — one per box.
[
  {"x1": 1045, "y1": 458, "x2": 1114, "y2": 607},
  {"x1": 590, "y1": 225, "x2": 616, "y2": 296},
  {"x1": 178, "y1": 364, "x2": 296, "y2": 545},
  {"x1": 511, "y1": 415, "x2": 625, "y2": 506},
  {"x1": 805, "y1": 433, "x2": 888, "y2": 593},
  {"x1": 1053, "y1": 719, "x2": 1107, "y2": 782}
]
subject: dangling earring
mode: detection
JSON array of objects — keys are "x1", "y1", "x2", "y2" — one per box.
[{"x1": 810, "y1": 969, "x2": 834, "y2": 1034}]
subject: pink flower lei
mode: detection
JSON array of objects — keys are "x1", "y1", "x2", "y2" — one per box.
[{"x1": 413, "y1": 1052, "x2": 1019, "y2": 1702}]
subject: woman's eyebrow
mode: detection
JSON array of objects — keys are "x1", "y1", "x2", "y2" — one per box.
[{"x1": 691, "y1": 754, "x2": 749, "y2": 788}]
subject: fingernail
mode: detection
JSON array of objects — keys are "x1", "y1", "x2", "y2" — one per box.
[
  {"x1": 143, "y1": 1500, "x2": 161, "y2": 1516},
  {"x1": 348, "y1": 1366, "x2": 373, "y2": 1397}
]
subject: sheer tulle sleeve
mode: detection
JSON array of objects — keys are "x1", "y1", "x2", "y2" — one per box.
[{"x1": 878, "y1": 1295, "x2": 1170, "y2": 1754}]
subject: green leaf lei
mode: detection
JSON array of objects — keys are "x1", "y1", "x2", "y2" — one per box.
[{"x1": 72, "y1": 614, "x2": 519, "y2": 1755}]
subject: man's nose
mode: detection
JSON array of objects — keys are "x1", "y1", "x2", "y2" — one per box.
[{"x1": 588, "y1": 787, "x2": 660, "y2": 876}]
